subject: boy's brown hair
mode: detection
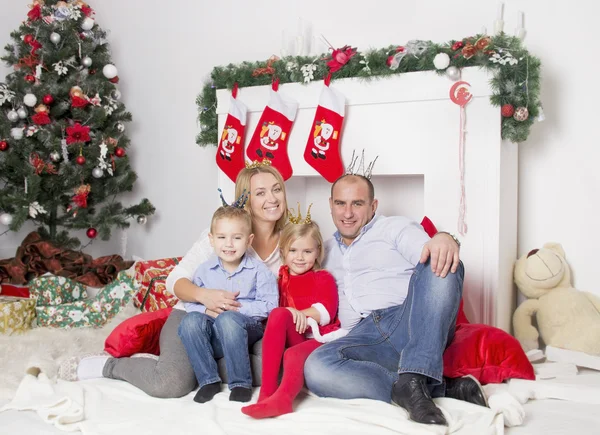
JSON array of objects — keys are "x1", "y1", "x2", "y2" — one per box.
[{"x1": 210, "y1": 206, "x2": 252, "y2": 233}]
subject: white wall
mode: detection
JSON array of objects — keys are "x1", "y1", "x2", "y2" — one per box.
[{"x1": 1, "y1": 0, "x2": 599, "y2": 295}]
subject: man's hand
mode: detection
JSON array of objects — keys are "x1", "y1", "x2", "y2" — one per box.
[
  {"x1": 419, "y1": 233, "x2": 460, "y2": 278},
  {"x1": 201, "y1": 289, "x2": 241, "y2": 314},
  {"x1": 286, "y1": 307, "x2": 308, "y2": 334}
]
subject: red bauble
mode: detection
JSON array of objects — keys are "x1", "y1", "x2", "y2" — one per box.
[
  {"x1": 114, "y1": 147, "x2": 126, "y2": 158},
  {"x1": 24, "y1": 34, "x2": 34, "y2": 44},
  {"x1": 108, "y1": 76, "x2": 119, "y2": 84},
  {"x1": 42, "y1": 94, "x2": 54, "y2": 105},
  {"x1": 501, "y1": 104, "x2": 515, "y2": 118},
  {"x1": 25, "y1": 74, "x2": 36, "y2": 83},
  {"x1": 86, "y1": 228, "x2": 97, "y2": 239},
  {"x1": 0, "y1": 141, "x2": 8, "y2": 152},
  {"x1": 76, "y1": 155, "x2": 86, "y2": 165}
]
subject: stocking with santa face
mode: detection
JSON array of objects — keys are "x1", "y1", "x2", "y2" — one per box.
[
  {"x1": 303, "y1": 81, "x2": 345, "y2": 182},
  {"x1": 216, "y1": 85, "x2": 247, "y2": 182},
  {"x1": 246, "y1": 81, "x2": 298, "y2": 180}
]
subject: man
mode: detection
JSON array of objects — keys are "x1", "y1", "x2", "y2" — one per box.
[{"x1": 304, "y1": 174, "x2": 486, "y2": 425}]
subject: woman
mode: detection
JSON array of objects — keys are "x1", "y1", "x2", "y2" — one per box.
[{"x1": 61, "y1": 164, "x2": 288, "y2": 399}]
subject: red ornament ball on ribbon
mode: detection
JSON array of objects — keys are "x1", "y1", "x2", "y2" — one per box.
[
  {"x1": 42, "y1": 94, "x2": 54, "y2": 105},
  {"x1": 501, "y1": 104, "x2": 515, "y2": 118},
  {"x1": 0, "y1": 141, "x2": 8, "y2": 152},
  {"x1": 449, "y1": 81, "x2": 473, "y2": 107},
  {"x1": 25, "y1": 74, "x2": 35, "y2": 83},
  {"x1": 76, "y1": 155, "x2": 86, "y2": 165},
  {"x1": 24, "y1": 34, "x2": 34, "y2": 44},
  {"x1": 86, "y1": 228, "x2": 97, "y2": 239},
  {"x1": 109, "y1": 76, "x2": 119, "y2": 84},
  {"x1": 114, "y1": 147, "x2": 126, "y2": 158}
]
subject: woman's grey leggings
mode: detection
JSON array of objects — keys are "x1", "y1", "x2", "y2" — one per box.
[{"x1": 103, "y1": 309, "x2": 197, "y2": 398}]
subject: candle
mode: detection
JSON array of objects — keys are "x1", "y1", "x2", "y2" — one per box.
[
  {"x1": 497, "y1": 2, "x2": 504, "y2": 21},
  {"x1": 518, "y1": 11, "x2": 524, "y2": 29},
  {"x1": 494, "y1": 1, "x2": 505, "y2": 35}
]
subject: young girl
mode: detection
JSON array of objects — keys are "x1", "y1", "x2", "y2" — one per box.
[{"x1": 242, "y1": 213, "x2": 343, "y2": 419}]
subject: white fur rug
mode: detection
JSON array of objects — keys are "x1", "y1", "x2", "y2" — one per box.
[{"x1": 0, "y1": 301, "x2": 138, "y2": 401}]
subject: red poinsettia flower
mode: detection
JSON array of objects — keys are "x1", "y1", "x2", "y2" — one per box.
[
  {"x1": 462, "y1": 43, "x2": 477, "y2": 59},
  {"x1": 27, "y1": 4, "x2": 42, "y2": 21},
  {"x1": 475, "y1": 36, "x2": 491, "y2": 51},
  {"x1": 66, "y1": 122, "x2": 91, "y2": 145},
  {"x1": 452, "y1": 41, "x2": 464, "y2": 51},
  {"x1": 81, "y1": 6, "x2": 93, "y2": 17},
  {"x1": 32, "y1": 112, "x2": 51, "y2": 125},
  {"x1": 326, "y1": 45, "x2": 357, "y2": 73},
  {"x1": 71, "y1": 95, "x2": 89, "y2": 108}
]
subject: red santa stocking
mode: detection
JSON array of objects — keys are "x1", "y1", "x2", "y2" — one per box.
[
  {"x1": 246, "y1": 80, "x2": 298, "y2": 181},
  {"x1": 216, "y1": 84, "x2": 247, "y2": 182},
  {"x1": 303, "y1": 79, "x2": 345, "y2": 183}
]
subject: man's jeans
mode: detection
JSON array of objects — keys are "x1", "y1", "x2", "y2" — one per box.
[
  {"x1": 304, "y1": 260, "x2": 464, "y2": 402},
  {"x1": 178, "y1": 310, "x2": 264, "y2": 389}
]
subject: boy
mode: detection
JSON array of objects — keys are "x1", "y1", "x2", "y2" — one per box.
[{"x1": 178, "y1": 206, "x2": 278, "y2": 403}]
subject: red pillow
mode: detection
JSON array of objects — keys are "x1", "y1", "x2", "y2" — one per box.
[
  {"x1": 443, "y1": 323, "x2": 535, "y2": 384},
  {"x1": 0, "y1": 284, "x2": 30, "y2": 298},
  {"x1": 105, "y1": 307, "x2": 173, "y2": 357}
]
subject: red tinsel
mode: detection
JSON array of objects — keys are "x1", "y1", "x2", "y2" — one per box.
[
  {"x1": 66, "y1": 123, "x2": 91, "y2": 145},
  {"x1": 16, "y1": 54, "x2": 39, "y2": 71},
  {"x1": 27, "y1": 4, "x2": 42, "y2": 21},
  {"x1": 28, "y1": 39, "x2": 42, "y2": 55},
  {"x1": 71, "y1": 95, "x2": 89, "y2": 108},
  {"x1": 326, "y1": 45, "x2": 357, "y2": 73},
  {"x1": 32, "y1": 112, "x2": 51, "y2": 125}
]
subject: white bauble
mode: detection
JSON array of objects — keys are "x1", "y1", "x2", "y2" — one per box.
[
  {"x1": 102, "y1": 64, "x2": 118, "y2": 79},
  {"x1": 81, "y1": 17, "x2": 95, "y2": 31},
  {"x1": 446, "y1": 66, "x2": 461, "y2": 81},
  {"x1": 0, "y1": 213, "x2": 13, "y2": 226},
  {"x1": 7, "y1": 110, "x2": 19, "y2": 122},
  {"x1": 116, "y1": 122, "x2": 125, "y2": 132},
  {"x1": 17, "y1": 107, "x2": 28, "y2": 119},
  {"x1": 92, "y1": 167, "x2": 103, "y2": 178},
  {"x1": 50, "y1": 32, "x2": 61, "y2": 44},
  {"x1": 11, "y1": 128, "x2": 24, "y2": 140},
  {"x1": 82, "y1": 56, "x2": 92, "y2": 67},
  {"x1": 23, "y1": 93, "x2": 37, "y2": 107},
  {"x1": 433, "y1": 53, "x2": 450, "y2": 70}
]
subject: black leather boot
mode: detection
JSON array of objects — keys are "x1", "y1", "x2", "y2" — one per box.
[
  {"x1": 392, "y1": 375, "x2": 447, "y2": 425},
  {"x1": 445, "y1": 375, "x2": 488, "y2": 407}
]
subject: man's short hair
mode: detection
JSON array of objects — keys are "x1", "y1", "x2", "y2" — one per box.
[
  {"x1": 210, "y1": 206, "x2": 252, "y2": 233},
  {"x1": 330, "y1": 174, "x2": 375, "y2": 202}
]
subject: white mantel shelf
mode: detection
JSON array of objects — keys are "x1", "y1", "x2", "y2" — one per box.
[{"x1": 216, "y1": 67, "x2": 518, "y2": 332}]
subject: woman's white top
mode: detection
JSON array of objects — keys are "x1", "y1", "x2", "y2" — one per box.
[{"x1": 166, "y1": 228, "x2": 282, "y2": 310}]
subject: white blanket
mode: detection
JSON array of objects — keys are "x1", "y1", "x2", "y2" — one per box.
[{"x1": 2, "y1": 374, "x2": 505, "y2": 435}]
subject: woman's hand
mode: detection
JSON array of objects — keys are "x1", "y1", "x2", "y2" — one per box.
[
  {"x1": 286, "y1": 307, "x2": 308, "y2": 334},
  {"x1": 205, "y1": 308, "x2": 219, "y2": 318},
  {"x1": 201, "y1": 289, "x2": 242, "y2": 314}
]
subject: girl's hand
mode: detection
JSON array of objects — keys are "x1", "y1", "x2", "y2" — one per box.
[{"x1": 286, "y1": 307, "x2": 308, "y2": 334}]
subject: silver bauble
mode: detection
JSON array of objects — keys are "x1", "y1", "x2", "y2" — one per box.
[
  {"x1": 11, "y1": 128, "x2": 23, "y2": 140},
  {"x1": 137, "y1": 215, "x2": 147, "y2": 225},
  {"x1": 92, "y1": 167, "x2": 104, "y2": 178},
  {"x1": 81, "y1": 17, "x2": 95, "y2": 31},
  {"x1": 50, "y1": 32, "x2": 61, "y2": 44},
  {"x1": 0, "y1": 212, "x2": 13, "y2": 226},
  {"x1": 7, "y1": 110, "x2": 19, "y2": 122},
  {"x1": 446, "y1": 66, "x2": 461, "y2": 81},
  {"x1": 82, "y1": 56, "x2": 92, "y2": 67},
  {"x1": 17, "y1": 107, "x2": 28, "y2": 119},
  {"x1": 116, "y1": 122, "x2": 125, "y2": 132},
  {"x1": 23, "y1": 93, "x2": 37, "y2": 107},
  {"x1": 50, "y1": 151, "x2": 61, "y2": 162},
  {"x1": 110, "y1": 89, "x2": 121, "y2": 100}
]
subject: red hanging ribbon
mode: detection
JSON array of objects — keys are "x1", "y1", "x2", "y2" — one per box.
[
  {"x1": 324, "y1": 72, "x2": 332, "y2": 87},
  {"x1": 271, "y1": 76, "x2": 280, "y2": 92},
  {"x1": 232, "y1": 82, "x2": 239, "y2": 99}
]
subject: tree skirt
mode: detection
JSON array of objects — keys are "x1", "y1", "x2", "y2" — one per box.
[{"x1": 0, "y1": 301, "x2": 138, "y2": 401}]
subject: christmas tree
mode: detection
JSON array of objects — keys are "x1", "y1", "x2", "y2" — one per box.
[{"x1": 0, "y1": 0, "x2": 154, "y2": 249}]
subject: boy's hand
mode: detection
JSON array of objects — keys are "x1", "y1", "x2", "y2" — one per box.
[
  {"x1": 286, "y1": 307, "x2": 308, "y2": 334},
  {"x1": 201, "y1": 289, "x2": 241, "y2": 314}
]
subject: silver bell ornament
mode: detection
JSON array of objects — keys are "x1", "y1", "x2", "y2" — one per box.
[
  {"x1": 7, "y1": 110, "x2": 19, "y2": 122},
  {"x1": 17, "y1": 107, "x2": 28, "y2": 119},
  {"x1": 116, "y1": 122, "x2": 125, "y2": 132},
  {"x1": 446, "y1": 66, "x2": 461, "y2": 81},
  {"x1": 0, "y1": 212, "x2": 13, "y2": 226},
  {"x1": 92, "y1": 167, "x2": 104, "y2": 178},
  {"x1": 110, "y1": 89, "x2": 121, "y2": 100},
  {"x1": 82, "y1": 56, "x2": 93, "y2": 67},
  {"x1": 50, "y1": 32, "x2": 61, "y2": 44},
  {"x1": 50, "y1": 151, "x2": 61, "y2": 162},
  {"x1": 137, "y1": 215, "x2": 147, "y2": 225}
]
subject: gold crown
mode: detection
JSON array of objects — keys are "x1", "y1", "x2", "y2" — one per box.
[
  {"x1": 288, "y1": 202, "x2": 313, "y2": 225},
  {"x1": 245, "y1": 159, "x2": 272, "y2": 169}
]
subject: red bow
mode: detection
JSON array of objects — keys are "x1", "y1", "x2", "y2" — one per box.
[
  {"x1": 252, "y1": 55, "x2": 279, "y2": 77},
  {"x1": 277, "y1": 265, "x2": 296, "y2": 309},
  {"x1": 326, "y1": 45, "x2": 357, "y2": 73}
]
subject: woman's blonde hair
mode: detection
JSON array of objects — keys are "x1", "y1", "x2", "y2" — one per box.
[
  {"x1": 235, "y1": 165, "x2": 288, "y2": 233},
  {"x1": 279, "y1": 221, "x2": 325, "y2": 271}
]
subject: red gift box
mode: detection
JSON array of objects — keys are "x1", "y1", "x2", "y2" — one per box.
[{"x1": 133, "y1": 258, "x2": 181, "y2": 312}]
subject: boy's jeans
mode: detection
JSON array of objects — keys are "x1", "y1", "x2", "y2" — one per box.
[{"x1": 178, "y1": 310, "x2": 264, "y2": 389}]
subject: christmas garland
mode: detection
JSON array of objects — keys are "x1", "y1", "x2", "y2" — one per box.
[{"x1": 196, "y1": 33, "x2": 541, "y2": 146}]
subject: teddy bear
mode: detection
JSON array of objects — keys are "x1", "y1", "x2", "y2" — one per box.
[{"x1": 513, "y1": 242, "x2": 600, "y2": 356}]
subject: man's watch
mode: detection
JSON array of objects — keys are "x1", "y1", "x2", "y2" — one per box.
[{"x1": 436, "y1": 231, "x2": 461, "y2": 248}]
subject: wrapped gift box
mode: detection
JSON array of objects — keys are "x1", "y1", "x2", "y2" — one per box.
[
  {"x1": 133, "y1": 258, "x2": 181, "y2": 312},
  {"x1": 0, "y1": 296, "x2": 36, "y2": 335}
]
